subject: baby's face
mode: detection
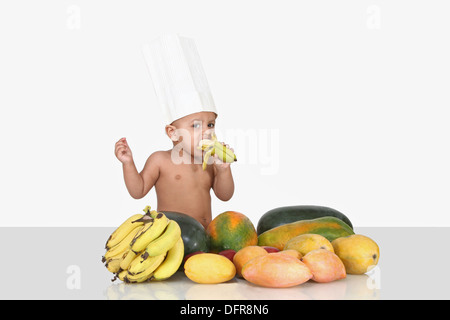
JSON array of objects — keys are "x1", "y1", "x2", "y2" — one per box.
[{"x1": 172, "y1": 111, "x2": 217, "y2": 158}]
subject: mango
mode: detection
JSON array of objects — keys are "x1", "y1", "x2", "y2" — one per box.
[
  {"x1": 301, "y1": 249, "x2": 346, "y2": 283},
  {"x1": 184, "y1": 253, "x2": 236, "y2": 284},
  {"x1": 241, "y1": 252, "x2": 312, "y2": 288},
  {"x1": 280, "y1": 249, "x2": 302, "y2": 259},
  {"x1": 332, "y1": 234, "x2": 380, "y2": 275},
  {"x1": 233, "y1": 246, "x2": 268, "y2": 278},
  {"x1": 284, "y1": 233, "x2": 334, "y2": 256}
]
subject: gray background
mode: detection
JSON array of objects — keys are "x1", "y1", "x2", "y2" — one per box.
[{"x1": 0, "y1": 227, "x2": 447, "y2": 300}]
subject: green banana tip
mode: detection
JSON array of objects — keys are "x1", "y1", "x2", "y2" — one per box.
[{"x1": 143, "y1": 205, "x2": 152, "y2": 213}]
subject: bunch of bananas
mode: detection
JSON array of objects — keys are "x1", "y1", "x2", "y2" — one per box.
[{"x1": 102, "y1": 206, "x2": 184, "y2": 283}]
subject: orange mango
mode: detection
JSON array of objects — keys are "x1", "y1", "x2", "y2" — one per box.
[
  {"x1": 233, "y1": 246, "x2": 268, "y2": 278},
  {"x1": 301, "y1": 249, "x2": 346, "y2": 283},
  {"x1": 280, "y1": 249, "x2": 303, "y2": 259},
  {"x1": 241, "y1": 252, "x2": 312, "y2": 288}
]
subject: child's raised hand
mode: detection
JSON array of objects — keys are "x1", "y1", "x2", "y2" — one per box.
[{"x1": 115, "y1": 137, "x2": 133, "y2": 164}]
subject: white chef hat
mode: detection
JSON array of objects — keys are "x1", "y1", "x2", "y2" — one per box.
[{"x1": 142, "y1": 34, "x2": 218, "y2": 125}]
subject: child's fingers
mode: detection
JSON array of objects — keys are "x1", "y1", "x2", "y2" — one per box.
[
  {"x1": 115, "y1": 141, "x2": 125, "y2": 150},
  {"x1": 213, "y1": 154, "x2": 222, "y2": 164},
  {"x1": 115, "y1": 138, "x2": 127, "y2": 147},
  {"x1": 115, "y1": 143, "x2": 126, "y2": 153},
  {"x1": 115, "y1": 145, "x2": 128, "y2": 157},
  {"x1": 221, "y1": 142, "x2": 233, "y2": 153}
]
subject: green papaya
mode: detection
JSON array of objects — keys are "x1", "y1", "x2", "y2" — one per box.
[
  {"x1": 258, "y1": 216, "x2": 355, "y2": 250},
  {"x1": 256, "y1": 205, "x2": 353, "y2": 235}
]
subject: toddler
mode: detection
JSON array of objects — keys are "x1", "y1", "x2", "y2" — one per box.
[{"x1": 115, "y1": 34, "x2": 235, "y2": 228}]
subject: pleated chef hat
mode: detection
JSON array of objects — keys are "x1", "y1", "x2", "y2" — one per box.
[{"x1": 143, "y1": 34, "x2": 217, "y2": 125}]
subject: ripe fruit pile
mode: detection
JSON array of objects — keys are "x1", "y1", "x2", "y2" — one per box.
[
  {"x1": 102, "y1": 206, "x2": 184, "y2": 283},
  {"x1": 104, "y1": 206, "x2": 380, "y2": 289},
  {"x1": 183, "y1": 232, "x2": 379, "y2": 288},
  {"x1": 181, "y1": 209, "x2": 380, "y2": 288}
]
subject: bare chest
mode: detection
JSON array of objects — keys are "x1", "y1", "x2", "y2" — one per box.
[{"x1": 158, "y1": 162, "x2": 214, "y2": 190}]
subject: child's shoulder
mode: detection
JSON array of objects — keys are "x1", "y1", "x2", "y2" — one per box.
[
  {"x1": 143, "y1": 150, "x2": 171, "y2": 170},
  {"x1": 148, "y1": 150, "x2": 171, "y2": 161}
]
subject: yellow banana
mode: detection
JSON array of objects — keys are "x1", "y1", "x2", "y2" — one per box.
[
  {"x1": 131, "y1": 212, "x2": 169, "y2": 253},
  {"x1": 102, "y1": 225, "x2": 145, "y2": 274},
  {"x1": 120, "y1": 249, "x2": 141, "y2": 271},
  {"x1": 129, "y1": 221, "x2": 153, "y2": 248},
  {"x1": 127, "y1": 247, "x2": 159, "y2": 275},
  {"x1": 197, "y1": 132, "x2": 237, "y2": 170},
  {"x1": 144, "y1": 220, "x2": 182, "y2": 257},
  {"x1": 124, "y1": 253, "x2": 166, "y2": 283},
  {"x1": 152, "y1": 237, "x2": 184, "y2": 281},
  {"x1": 105, "y1": 258, "x2": 122, "y2": 274},
  {"x1": 117, "y1": 270, "x2": 128, "y2": 282},
  {"x1": 103, "y1": 224, "x2": 143, "y2": 261},
  {"x1": 105, "y1": 213, "x2": 144, "y2": 249}
]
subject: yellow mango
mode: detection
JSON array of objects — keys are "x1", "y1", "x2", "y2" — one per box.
[
  {"x1": 184, "y1": 253, "x2": 236, "y2": 284},
  {"x1": 332, "y1": 234, "x2": 380, "y2": 275},
  {"x1": 280, "y1": 249, "x2": 303, "y2": 260},
  {"x1": 284, "y1": 233, "x2": 334, "y2": 256}
]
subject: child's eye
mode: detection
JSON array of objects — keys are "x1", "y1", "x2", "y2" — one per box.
[
  {"x1": 193, "y1": 123, "x2": 201, "y2": 129},
  {"x1": 208, "y1": 123, "x2": 215, "y2": 128}
]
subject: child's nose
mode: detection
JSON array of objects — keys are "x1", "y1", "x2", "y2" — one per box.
[{"x1": 202, "y1": 128, "x2": 214, "y2": 140}]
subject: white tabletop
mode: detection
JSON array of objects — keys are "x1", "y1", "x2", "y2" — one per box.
[{"x1": 0, "y1": 227, "x2": 447, "y2": 300}]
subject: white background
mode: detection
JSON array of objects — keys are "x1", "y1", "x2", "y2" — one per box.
[{"x1": 1, "y1": 0, "x2": 449, "y2": 227}]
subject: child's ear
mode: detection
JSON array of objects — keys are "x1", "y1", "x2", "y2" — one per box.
[{"x1": 165, "y1": 125, "x2": 179, "y2": 142}]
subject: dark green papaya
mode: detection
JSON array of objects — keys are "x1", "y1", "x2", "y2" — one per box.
[
  {"x1": 256, "y1": 205, "x2": 353, "y2": 235},
  {"x1": 161, "y1": 211, "x2": 210, "y2": 256}
]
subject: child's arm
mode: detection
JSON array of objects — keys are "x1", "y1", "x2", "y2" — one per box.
[
  {"x1": 115, "y1": 138, "x2": 160, "y2": 199},
  {"x1": 212, "y1": 155, "x2": 235, "y2": 201}
]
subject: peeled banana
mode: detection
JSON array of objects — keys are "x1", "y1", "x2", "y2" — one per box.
[
  {"x1": 102, "y1": 205, "x2": 184, "y2": 284},
  {"x1": 197, "y1": 132, "x2": 237, "y2": 170}
]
